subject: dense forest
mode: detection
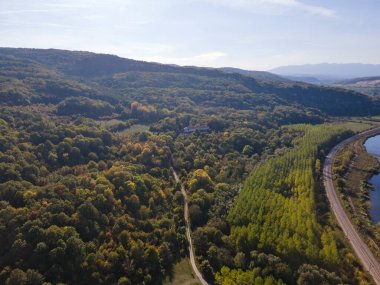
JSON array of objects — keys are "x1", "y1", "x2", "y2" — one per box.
[
  {"x1": 0, "y1": 48, "x2": 379, "y2": 284},
  {"x1": 0, "y1": 108, "x2": 188, "y2": 284}
]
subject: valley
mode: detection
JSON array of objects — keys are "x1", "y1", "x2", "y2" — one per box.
[{"x1": 0, "y1": 48, "x2": 380, "y2": 284}]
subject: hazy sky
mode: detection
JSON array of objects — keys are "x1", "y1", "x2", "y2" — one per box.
[{"x1": 0, "y1": 0, "x2": 379, "y2": 70}]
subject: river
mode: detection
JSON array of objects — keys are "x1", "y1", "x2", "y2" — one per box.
[{"x1": 364, "y1": 135, "x2": 380, "y2": 224}]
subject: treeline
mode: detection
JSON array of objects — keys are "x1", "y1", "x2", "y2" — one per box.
[{"x1": 57, "y1": 97, "x2": 115, "y2": 117}]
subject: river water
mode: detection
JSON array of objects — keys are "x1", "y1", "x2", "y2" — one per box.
[{"x1": 364, "y1": 135, "x2": 380, "y2": 224}]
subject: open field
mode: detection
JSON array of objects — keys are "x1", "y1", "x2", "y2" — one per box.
[
  {"x1": 336, "y1": 120, "x2": 380, "y2": 133},
  {"x1": 118, "y1": 124, "x2": 150, "y2": 135},
  {"x1": 164, "y1": 258, "x2": 201, "y2": 285},
  {"x1": 97, "y1": 119, "x2": 150, "y2": 135}
]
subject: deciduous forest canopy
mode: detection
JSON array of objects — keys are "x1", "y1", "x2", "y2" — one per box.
[{"x1": 0, "y1": 48, "x2": 379, "y2": 285}]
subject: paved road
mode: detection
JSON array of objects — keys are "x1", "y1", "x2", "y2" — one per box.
[
  {"x1": 172, "y1": 170, "x2": 209, "y2": 285},
  {"x1": 323, "y1": 126, "x2": 380, "y2": 284}
]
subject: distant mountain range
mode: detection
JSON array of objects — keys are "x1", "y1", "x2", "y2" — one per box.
[
  {"x1": 218, "y1": 65, "x2": 380, "y2": 97},
  {"x1": 269, "y1": 63, "x2": 380, "y2": 83}
]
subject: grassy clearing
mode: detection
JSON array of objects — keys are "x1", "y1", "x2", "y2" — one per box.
[
  {"x1": 335, "y1": 120, "x2": 380, "y2": 133},
  {"x1": 164, "y1": 258, "x2": 201, "y2": 285},
  {"x1": 118, "y1": 124, "x2": 150, "y2": 135},
  {"x1": 96, "y1": 119, "x2": 150, "y2": 135},
  {"x1": 97, "y1": 119, "x2": 125, "y2": 128}
]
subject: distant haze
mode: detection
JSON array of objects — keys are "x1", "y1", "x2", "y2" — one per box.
[{"x1": 270, "y1": 63, "x2": 380, "y2": 80}]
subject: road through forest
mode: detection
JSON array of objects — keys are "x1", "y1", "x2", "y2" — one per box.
[
  {"x1": 172, "y1": 170, "x2": 209, "y2": 285},
  {"x1": 171, "y1": 126, "x2": 380, "y2": 285},
  {"x1": 323, "y1": 126, "x2": 380, "y2": 284}
]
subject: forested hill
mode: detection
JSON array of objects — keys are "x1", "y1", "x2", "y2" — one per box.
[
  {"x1": 1, "y1": 47, "x2": 378, "y2": 285},
  {"x1": 1, "y1": 47, "x2": 379, "y2": 116}
]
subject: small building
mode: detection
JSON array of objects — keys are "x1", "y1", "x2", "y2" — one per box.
[{"x1": 183, "y1": 125, "x2": 210, "y2": 134}]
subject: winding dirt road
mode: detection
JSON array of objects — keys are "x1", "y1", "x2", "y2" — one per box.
[
  {"x1": 172, "y1": 170, "x2": 209, "y2": 285},
  {"x1": 323, "y1": 127, "x2": 380, "y2": 284}
]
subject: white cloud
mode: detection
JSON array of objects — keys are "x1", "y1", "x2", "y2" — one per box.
[
  {"x1": 192, "y1": 52, "x2": 228, "y2": 62},
  {"x1": 270, "y1": 0, "x2": 336, "y2": 17},
  {"x1": 203, "y1": 0, "x2": 335, "y2": 17}
]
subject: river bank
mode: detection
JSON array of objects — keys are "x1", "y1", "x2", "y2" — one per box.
[
  {"x1": 332, "y1": 133, "x2": 380, "y2": 261},
  {"x1": 364, "y1": 135, "x2": 380, "y2": 224}
]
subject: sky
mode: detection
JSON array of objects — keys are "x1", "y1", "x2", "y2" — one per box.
[{"x1": 0, "y1": 0, "x2": 379, "y2": 70}]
